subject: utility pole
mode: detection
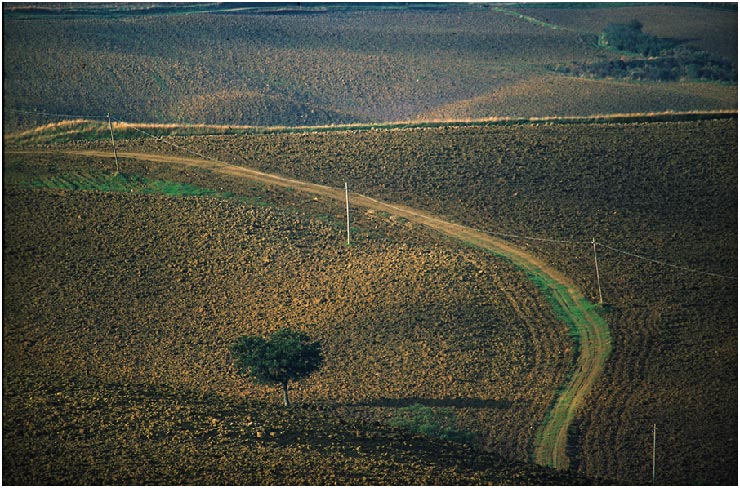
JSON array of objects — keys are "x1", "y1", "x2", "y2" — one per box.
[
  {"x1": 652, "y1": 424, "x2": 657, "y2": 484},
  {"x1": 345, "y1": 182, "x2": 351, "y2": 246},
  {"x1": 592, "y1": 237, "x2": 603, "y2": 304},
  {"x1": 107, "y1": 113, "x2": 120, "y2": 175}
]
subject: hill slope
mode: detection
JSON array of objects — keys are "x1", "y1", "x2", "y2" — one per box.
[
  {"x1": 3, "y1": 4, "x2": 736, "y2": 131},
  {"x1": 4, "y1": 151, "x2": 596, "y2": 484},
  {"x1": 7, "y1": 143, "x2": 613, "y2": 473},
  {"x1": 44, "y1": 116, "x2": 735, "y2": 484},
  {"x1": 5, "y1": 115, "x2": 737, "y2": 483},
  {"x1": 4, "y1": 368, "x2": 593, "y2": 485}
]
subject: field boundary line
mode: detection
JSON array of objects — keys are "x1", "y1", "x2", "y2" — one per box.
[
  {"x1": 7, "y1": 147, "x2": 612, "y2": 471},
  {"x1": 4, "y1": 109, "x2": 737, "y2": 144}
]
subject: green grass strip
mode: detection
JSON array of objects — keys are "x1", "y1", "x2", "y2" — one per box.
[
  {"x1": 12, "y1": 169, "x2": 266, "y2": 205},
  {"x1": 463, "y1": 239, "x2": 610, "y2": 469}
]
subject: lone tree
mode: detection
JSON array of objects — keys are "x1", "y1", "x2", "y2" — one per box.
[{"x1": 229, "y1": 328, "x2": 323, "y2": 406}]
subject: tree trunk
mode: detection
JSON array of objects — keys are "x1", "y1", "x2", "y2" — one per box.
[{"x1": 282, "y1": 381, "x2": 290, "y2": 407}]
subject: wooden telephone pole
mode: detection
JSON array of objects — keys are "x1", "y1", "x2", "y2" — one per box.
[
  {"x1": 592, "y1": 237, "x2": 603, "y2": 304},
  {"x1": 107, "y1": 113, "x2": 120, "y2": 175},
  {"x1": 345, "y1": 182, "x2": 351, "y2": 245},
  {"x1": 652, "y1": 424, "x2": 657, "y2": 484}
]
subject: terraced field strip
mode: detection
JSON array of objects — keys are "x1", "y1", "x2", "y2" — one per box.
[{"x1": 7, "y1": 148, "x2": 611, "y2": 471}]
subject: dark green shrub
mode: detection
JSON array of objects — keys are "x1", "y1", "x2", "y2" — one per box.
[
  {"x1": 388, "y1": 403, "x2": 476, "y2": 445},
  {"x1": 602, "y1": 20, "x2": 676, "y2": 56},
  {"x1": 230, "y1": 328, "x2": 323, "y2": 406}
]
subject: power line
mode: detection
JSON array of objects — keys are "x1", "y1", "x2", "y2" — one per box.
[
  {"x1": 111, "y1": 117, "x2": 215, "y2": 163},
  {"x1": 12, "y1": 108, "x2": 739, "y2": 282},
  {"x1": 4, "y1": 108, "x2": 109, "y2": 119},
  {"x1": 597, "y1": 242, "x2": 737, "y2": 281},
  {"x1": 478, "y1": 228, "x2": 591, "y2": 245},
  {"x1": 109, "y1": 115, "x2": 740, "y2": 283}
]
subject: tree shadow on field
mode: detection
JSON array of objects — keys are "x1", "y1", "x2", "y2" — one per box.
[{"x1": 350, "y1": 397, "x2": 512, "y2": 409}]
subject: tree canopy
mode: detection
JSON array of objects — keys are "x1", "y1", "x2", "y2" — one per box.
[
  {"x1": 230, "y1": 328, "x2": 323, "y2": 406},
  {"x1": 601, "y1": 20, "x2": 677, "y2": 57}
]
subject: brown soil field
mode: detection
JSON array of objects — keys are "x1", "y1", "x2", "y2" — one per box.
[
  {"x1": 58, "y1": 117, "x2": 738, "y2": 484},
  {"x1": 2, "y1": 6, "x2": 593, "y2": 129},
  {"x1": 419, "y1": 75, "x2": 737, "y2": 121},
  {"x1": 3, "y1": 153, "x2": 587, "y2": 484},
  {"x1": 9, "y1": 143, "x2": 612, "y2": 473},
  {"x1": 4, "y1": 370, "x2": 591, "y2": 486},
  {"x1": 4, "y1": 4, "x2": 736, "y2": 131},
  {"x1": 4, "y1": 2, "x2": 736, "y2": 483}
]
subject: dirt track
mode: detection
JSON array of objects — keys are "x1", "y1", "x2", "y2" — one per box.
[{"x1": 9, "y1": 148, "x2": 612, "y2": 470}]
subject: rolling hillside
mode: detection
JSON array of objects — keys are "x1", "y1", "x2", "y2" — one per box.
[
  {"x1": 16, "y1": 114, "x2": 732, "y2": 484},
  {"x1": 3, "y1": 2, "x2": 737, "y2": 485},
  {"x1": 5, "y1": 114, "x2": 736, "y2": 484},
  {"x1": 4, "y1": 150, "x2": 597, "y2": 484},
  {"x1": 3, "y1": 3, "x2": 736, "y2": 131}
]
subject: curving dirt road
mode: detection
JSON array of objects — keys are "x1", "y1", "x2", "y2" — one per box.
[{"x1": 9, "y1": 148, "x2": 611, "y2": 471}]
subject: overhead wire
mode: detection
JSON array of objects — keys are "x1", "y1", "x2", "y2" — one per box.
[
  {"x1": 478, "y1": 229, "x2": 592, "y2": 245},
  {"x1": 102, "y1": 114, "x2": 740, "y2": 282},
  {"x1": 596, "y1": 242, "x2": 737, "y2": 281},
  {"x1": 14, "y1": 108, "x2": 739, "y2": 281},
  {"x1": 4, "y1": 107, "x2": 109, "y2": 119},
  {"x1": 111, "y1": 117, "x2": 218, "y2": 164}
]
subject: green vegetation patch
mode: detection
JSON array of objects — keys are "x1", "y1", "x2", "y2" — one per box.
[
  {"x1": 388, "y1": 403, "x2": 476, "y2": 446},
  {"x1": 524, "y1": 268, "x2": 583, "y2": 357},
  {"x1": 7, "y1": 168, "x2": 265, "y2": 204},
  {"x1": 556, "y1": 20, "x2": 737, "y2": 82}
]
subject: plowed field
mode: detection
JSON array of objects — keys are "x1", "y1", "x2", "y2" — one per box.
[
  {"x1": 4, "y1": 117, "x2": 736, "y2": 484},
  {"x1": 4, "y1": 153, "x2": 580, "y2": 483},
  {"x1": 48, "y1": 117, "x2": 737, "y2": 484}
]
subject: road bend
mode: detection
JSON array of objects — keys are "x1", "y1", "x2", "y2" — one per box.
[{"x1": 8, "y1": 148, "x2": 612, "y2": 471}]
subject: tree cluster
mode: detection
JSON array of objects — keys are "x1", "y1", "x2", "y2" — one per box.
[
  {"x1": 600, "y1": 20, "x2": 676, "y2": 57},
  {"x1": 554, "y1": 20, "x2": 737, "y2": 83}
]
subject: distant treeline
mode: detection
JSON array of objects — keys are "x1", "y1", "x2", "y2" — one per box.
[
  {"x1": 515, "y1": 2, "x2": 737, "y2": 10},
  {"x1": 554, "y1": 20, "x2": 737, "y2": 83}
]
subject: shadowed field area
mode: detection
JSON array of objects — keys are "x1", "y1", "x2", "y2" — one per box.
[{"x1": 3, "y1": 3, "x2": 736, "y2": 131}]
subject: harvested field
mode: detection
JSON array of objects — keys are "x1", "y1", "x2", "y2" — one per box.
[
  {"x1": 419, "y1": 75, "x2": 737, "y2": 121},
  {"x1": 4, "y1": 368, "x2": 592, "y2": 486},
  {"x1": 3, "y1": 1, "x2": 737, "y2": 483},
  {"x1": 4, "y1": 4, "x2": 735, "y2": 131}
]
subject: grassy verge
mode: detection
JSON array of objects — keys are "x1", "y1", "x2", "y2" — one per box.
[
  {"x1": 5, "y1": 111, "x2": 737, "y2": 146},
  {"x1": 463, "y1": 240, "x2": 610, "y2": 470},
  {"x1": 5, "y1": 167, "x2": 267, "y2": 204},
  {"x1": 388, "y1": 403, "x2": 476, "y2": 446}
]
